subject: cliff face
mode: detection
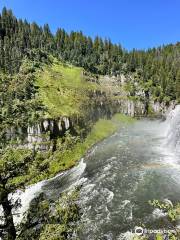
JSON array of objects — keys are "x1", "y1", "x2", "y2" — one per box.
[
  {"x1": 5, "y1": 62, "x2": 175, "y2": 151},
  {"x1": 22, "y1": 74, "x2": 150, "y2": 150},
  {"x1": 16, "y1": 99, "x2": 176, "y2": 151},
  {"x1": 24, "y1": 100, "x2": 145, "y2": 150},
  {"x1": 27, "y1": 117, "x2": 71, "y2": 150},
  {"x1": 151, "y1": 100, "x2": 177, "y2": 116}
]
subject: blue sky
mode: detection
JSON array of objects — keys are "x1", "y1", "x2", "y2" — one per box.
[{"x1": 0, "y1": 0, "x2": 179, "y2": 50}]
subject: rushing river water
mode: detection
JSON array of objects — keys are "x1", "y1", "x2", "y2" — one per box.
[
  {"x1": 78, "y1": 118, "x2": 180, "y2": 239},
  {"x1": 2, "y1": 106, "x2": 180, "y2": 240}
]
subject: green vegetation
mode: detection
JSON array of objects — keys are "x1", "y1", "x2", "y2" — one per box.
[
  {"x1": 149, "y1": 200, "x2": 180, "y2": 224},
  {"x1": 18, "y1": 188, "x2": 80, "y2": 240},
  {"x1": 0, "y1": 148, "x2": 33, "y2": 240},
  {"x1": 36, "y1": 60, "x2": 97, "y2": 118},
  {"x1": 0, "y1": 7, "x2": 179, "y2": 102},
  {"x1": 30, "y1": 114, "x2": 134, "y2": 182},
  {"x1": 124, "y1": 50, "x2": 180, "y2": 104},
  {"x1": 133, "y1": 200, "x2": 180, "y2": 240},
  {"x1": 113, "y1": 113, "x2": 136, "y2": 123},
  {"x1": 39, "y1": 190, "x2": 80, "y2": 240},
  {"x1": 0, "y1": 59, "x2": 46, "y2": 148},
  {"x1": 49, "y1": 118, "x2": 118, "y2": 175}
]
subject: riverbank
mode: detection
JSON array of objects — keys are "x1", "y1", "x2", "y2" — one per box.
[
  {"x1": 9, "y1": 113, "x2": 135, "y2": 239},
  {"x1": 29, "y1": 113, "x2": 135, "y2": 184}
]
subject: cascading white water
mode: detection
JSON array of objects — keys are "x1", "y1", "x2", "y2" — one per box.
[
  {"x1": 0, "y1": 158, "x2": 86, "y2": 229},
  {"x1": 165, "y1": 105, "x2": 180, "y2": 153}
]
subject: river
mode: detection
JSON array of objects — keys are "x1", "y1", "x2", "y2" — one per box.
[
  {"x1": 78, "y1": 117, "x2": 180, "y2": 239},
  {"x1": 3, "y1": 105, "x2": 180, "y2": 240}
]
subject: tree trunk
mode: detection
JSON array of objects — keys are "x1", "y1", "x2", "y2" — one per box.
[{"x1": 1, "y1": 194, "x2": 16, "y2": 240}]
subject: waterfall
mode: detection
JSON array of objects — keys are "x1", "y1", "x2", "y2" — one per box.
[{"x1": 165, "y1": 105, "x2": 180, "y2": 153}]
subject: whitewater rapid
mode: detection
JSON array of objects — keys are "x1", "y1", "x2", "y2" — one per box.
[{"x1": 0, "y1": 159, "x2": 86, "y2": 226}]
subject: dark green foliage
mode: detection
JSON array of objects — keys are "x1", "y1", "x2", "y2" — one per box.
[
  {"x1": 0, "y1": 7, "x2": 179, "y2": 102},
  {"x1": 0, "y1": 148, "x2": 33, "y2": 240},
  {"x1": 0, "y1": 7, "x2": 124, "y2": 75},
  {"x1": 0, "y1": 59, "x2": 46, "y2": 148},
  {"x1": 176, "y1": 70, "x2": 180, "y2": 101},
  {"x1": 126, "y1": 44, "x2": 180, "y2": 102},
  {"x1": 17, "y1": 189, "x2": 80, "y2": 240}
]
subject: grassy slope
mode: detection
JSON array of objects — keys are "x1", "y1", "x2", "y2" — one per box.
[
  {"x1": 36, "y1": 60, "x2": 97, "y2": 118},
  {"x1": 27, "y1": 59, "x2": 135, "y2": 183}
]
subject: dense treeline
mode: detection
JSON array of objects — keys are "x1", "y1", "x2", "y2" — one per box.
[
  {"x1": 126, "y1": 45, "x2": 180, "y2": 102},
  {"x1": 0, "y1": 7, "x2": 179, "y2": 102},
  {"x1": 0, "y1": 7, "x2": 124, "y2": 75}
]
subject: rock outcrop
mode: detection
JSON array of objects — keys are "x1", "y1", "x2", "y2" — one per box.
[
  {"x1": 5, "y1": 74, "x2": 173, "y2": 151},
  {"x1": 26, "y1": 117, "x2": 71, "y2": 150}
]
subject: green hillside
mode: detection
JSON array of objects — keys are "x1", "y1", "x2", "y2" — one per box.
[{"x1": 36, "y1": 60, "x2": 97, "y2": 118}]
